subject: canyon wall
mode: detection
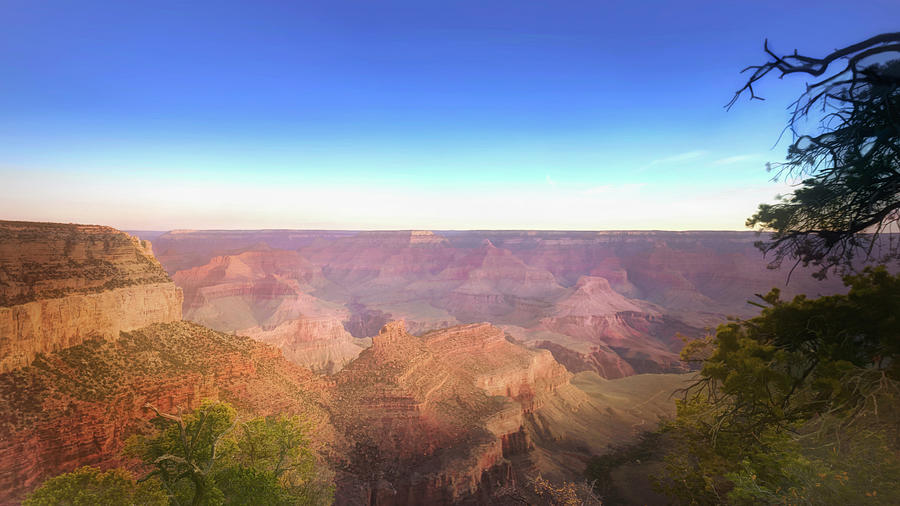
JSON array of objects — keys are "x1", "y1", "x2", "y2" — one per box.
[
  {"x1": 331, "y1": 321, "x2": 576, "y2": 504},
  {"x1": 0, "y1": 222, "x2": 335, "y2": 503},
  {"x1": 1, "y1": 316, "x2": 680, "y2": 505},
  {"x1": 328, "y1": 319, "x2": 683, "y2": 504},
  {"x1": 171, "y1": 247, "x2": 362, "y2": 373},
  {"x1": 241, "y1": 316, "x2": 363, "y2": 373},
  {"x1": 0, "y1": 221, "x2": 182, "y2": 373}
]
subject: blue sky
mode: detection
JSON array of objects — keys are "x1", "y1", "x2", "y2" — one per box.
[{"x1": 1, "y1": 0, "x2": 895, "y2": 230}]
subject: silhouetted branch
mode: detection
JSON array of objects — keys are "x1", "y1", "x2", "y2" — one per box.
[
  {"x1": 733, "y1": 33, "x2": 900, "y2": 278},
  {"x1": 727, "y1": 33, "x2": 900, "y2": 109}
]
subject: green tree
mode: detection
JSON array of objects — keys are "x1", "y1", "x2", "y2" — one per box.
[
  {"x1": 228, "y1": 416, "x2": 315, "y2": 482},
  {"x1": 219, "y1": 415, "x2": 333, "y2": 505},
  {"x1": 24, "y1": 466, "x2": 168, "y2": 506},
  {"x1": 128, "y1": 400, "x2": 333, "y2": 506},
  {"x1": 213, "y1": 466, "x2": 287, "y2": 505},
  {"x1": 131, "y1": 400, "x2": 236, "y2": 505},
  {"x1": 731, "y1": 33, "x2": 900, "y2": 278},
  {"x1": 657, "y1": 268, "x2": 900, "y2": 504}
]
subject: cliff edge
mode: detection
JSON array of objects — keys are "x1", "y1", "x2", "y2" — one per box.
[{"x1": 0, "y1": 221, "x2": 183, "y2": 372}]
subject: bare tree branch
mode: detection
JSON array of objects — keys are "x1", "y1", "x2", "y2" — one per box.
[{"x1": 733, "y1": 33, "x2": 900, "y2": 278}]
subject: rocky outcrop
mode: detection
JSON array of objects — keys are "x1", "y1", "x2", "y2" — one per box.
[
  {"x1": 552, "y1": 276, "x2": 645, "y2": 317},
  {"x1": 424, "y1": 323, "x2": 570, "y2": 407},
  {"x1": 534, "y1": 340, "x2": 635, "y2": 379},
  {"x1": 171, "y1": 249, "x2": 367, "y2": 374},
  {"x1": 331, "y1": 321, "x2": 572, "y2": 504},
  {"x1": 536, "y1": 312, "x2": 694, "y2": 374},
  {"x1": 327, "y1": 320, "x2": 683, "y2": 504},
  {"x1": 241, "y1": 316, "x2": 363, "y2": 374},
  {"x1": 0, "y1": 221, "x2": 182, "y2": 373},
  {"x1": 173, "y1": 248, "x2": 332, "y2": 329}
]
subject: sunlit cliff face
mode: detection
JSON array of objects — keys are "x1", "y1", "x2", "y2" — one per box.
[{"x1": 0, "y1": 221, "x2": 183, "y2": 373}]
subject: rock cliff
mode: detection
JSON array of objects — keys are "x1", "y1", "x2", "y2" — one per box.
[
  {"x1": 331, "y1": 321, "x2": 572, "y2": 504},
  {"x1": 1, "y1": 222, "x2": 697, "y2": 505},
  {"x1": 241, "y1": 316, "x2": 363, "y2": 373},
  {"x1": 0, "y1": 221, "x2": 182, "y2": 373},
  {"x1": 172, "y1": 248, "x2": 362, "y2": 373}
]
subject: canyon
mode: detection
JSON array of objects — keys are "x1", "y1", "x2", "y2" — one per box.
[
  {"x1": 1, "y1": 221, "x2": 688, "y2": 504},
  {"x1": 147, "y1": 229, "x2": 847, "y2": 379}
]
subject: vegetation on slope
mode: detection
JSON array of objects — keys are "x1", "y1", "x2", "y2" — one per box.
[
  {"x1": 26, "y1": 401, "x2": 333, "y2": 506},
  {"x1": 0, "y1": 321, "x2": 321, "y2": 427},
  {"x1": 0, "y1": 321, "x2": 258, "y2": 431},
  {"x1": 23, "y1": 466, "x2": 168, "y2": 506},
  {"x1": 656, "y1": 267, "x2": 900, "y2": 504},
  {"x1": 0, "y1": 320, "x2": 334, "y2": 504}
]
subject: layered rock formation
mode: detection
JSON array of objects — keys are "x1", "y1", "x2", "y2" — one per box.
[
  {"x1": 331, "y1": 321, "x2": 570, "y2": 504},
  {"x1": 152, "y1": 229, "x2": 355, "y2": 274},
  {"x1": 532, "y1": 340, "x2": 636, "y2": 379},
  {"x1": 0, "y1": 221, "x2": 182, "y2": 373},
  {"x1": 241, "y1": 317, "x2": 363, "y2": 374},
  {"x1": 328, "y1": 319, "x2": 687, "y2": 504},
  {"x1": 172, "y1": 247, "x2": 362, "y2": 373},
  {"x1": 173, "y1": 247, "x2": 330, "y2": 328},
  {"x1": 0, "y1": 314, "x2": 681, "y2": 504}
]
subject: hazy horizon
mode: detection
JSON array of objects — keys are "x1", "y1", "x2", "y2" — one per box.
[{"x1": 123, "y1": 227, "x2": 768, "y2": 233}]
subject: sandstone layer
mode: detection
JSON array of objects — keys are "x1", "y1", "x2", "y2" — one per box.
[
  {"x1": 172, "y1": 247, "x2": 361, "y2": 373},
  {"x1": 0, "y1": 221, "x2": 182, "y2": 373},
  {"x1": 331, "y1": 321, "x2": 569, "y2": 504}
]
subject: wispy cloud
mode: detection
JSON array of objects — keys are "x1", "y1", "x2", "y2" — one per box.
[
  {"x1": 713, "y1": 154, "x2": 759, "y2": 166},
  {"x1": 545, "y1": 174, "x2": 557, "y2": 187},
  {"x1": 638, "y1": 150, "x2": 707, "y2": 171},
  {"x1": 654, "y1": 150, "x2": 708, "y2": 164}
]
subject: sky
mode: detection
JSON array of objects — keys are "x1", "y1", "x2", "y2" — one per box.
[{"x1": 0, "y1": 0, "x2": 896, "y2": 230}]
